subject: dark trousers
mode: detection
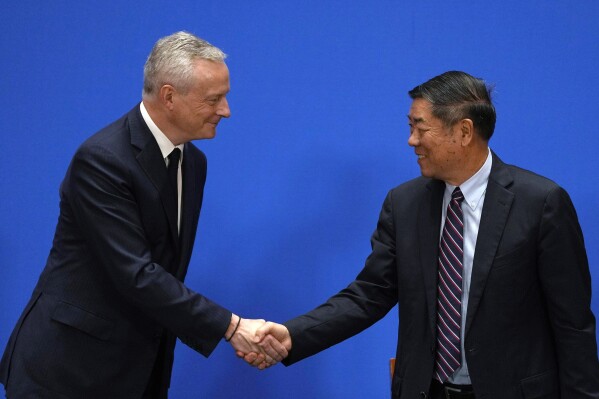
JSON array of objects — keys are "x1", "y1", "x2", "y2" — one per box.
[{"x1": 429, "y1": 380, "x2": 475, "y2": 399}]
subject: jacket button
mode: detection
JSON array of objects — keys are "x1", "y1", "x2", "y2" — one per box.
[{"x1": 420, "y1": 392, "x2": 427, "y2": 398}]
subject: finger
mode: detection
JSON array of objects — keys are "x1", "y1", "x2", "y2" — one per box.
[
  {"x1": 250, "y1": 353, "x2": 265, "y2": 367},
  {"x1": 260, "y1": 335, "x2": 288, "y2": 361},
  {"x1": 264, "y1": 355, "x2": 276, "y2": 365},
  {"x1": 258, "y1": 361, "x2": 270, "y2": 370},
  {"x1": 243, "y1": 352, "x2": 258, "y2": 365},
  {"x1": 235, "y1": 351, "x2": 245, "y2": 358},
  {"x1": 254, "y1": 322, "x2": 270, "y2": 342},
  {"x1": 262, "y1": 344, "x2": 282, "y2": 362}
]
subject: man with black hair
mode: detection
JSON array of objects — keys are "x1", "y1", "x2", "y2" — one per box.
[{"x1": 252, "y1": 71, "x2": 599, "y2": 398}]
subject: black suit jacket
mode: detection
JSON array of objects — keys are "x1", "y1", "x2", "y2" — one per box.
[
  {"x1": 0, "y1": 105, "x2": 231, "y2": 398},
  {"x1": 283, "y1": 152, "x2": 599, "y2": 398}
]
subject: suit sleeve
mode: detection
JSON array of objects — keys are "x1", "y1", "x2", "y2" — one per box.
[
  {"x1": 283, "y1": 190, "x2": 399, "y2": 365},
  {"x1": 67, "y1": 143, "x2": 231, "y2": 357},
  {"x1": 538, "y1": 186, "x2": 599, "y2": 396}
]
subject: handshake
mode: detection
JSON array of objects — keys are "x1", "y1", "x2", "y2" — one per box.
[{"x1": 225, "y1": 315, "x2": 292, "y2": 370}]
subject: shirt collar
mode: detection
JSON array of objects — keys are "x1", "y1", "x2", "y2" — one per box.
[
  {"x1": 445, "y1": 148, "x2": 492, "y2": 212},
  {"x1": 139, "y1": 102, "x2": 184, "y2": 161}
]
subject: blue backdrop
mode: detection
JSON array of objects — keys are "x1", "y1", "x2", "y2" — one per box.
[{"x1": 1, "y1": 1, "x2": 598, "y2": 397}]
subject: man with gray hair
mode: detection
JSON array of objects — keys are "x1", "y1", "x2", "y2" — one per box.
[
  {"x1": 0, "y1": 31, "x2": 288, "y2": 398},
  {"x1": 252, "y1": 71, "x2": 599, "y2": 398}
]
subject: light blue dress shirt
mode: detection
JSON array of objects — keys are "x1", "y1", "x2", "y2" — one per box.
[{"x1": 443, "y1": 149, "x2": 492, "y2": 385}]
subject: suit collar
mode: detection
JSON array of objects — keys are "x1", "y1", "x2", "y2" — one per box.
[
  {"x1": 139, "y1": 101, "x2": 184, "y2": 160},
  {"x1": 420, "y1": 152, "x2": 515, "y2": 339},
  {"x1": 420, "y1": 178, "x2": 445, "y2": 338},
  {"x1": 127, "y1": 105, "x2": 181, "y2": 254},
  {"x1": 465, "y1": 151, "x2": 514, "y2": 335},
  {"x1": 129, "y1": 104, "x2": 154, "y2": 151},
  {"x1": 176, "y1": 143, "x2": 206, "y2": 280},
  {"x1": 487, "y1": 151, "x2": 513, "y2": 188}
]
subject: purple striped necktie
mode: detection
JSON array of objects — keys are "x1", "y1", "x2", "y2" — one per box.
[{"x1": 434, "y1": 187, "x2": 465, "y2": 382}]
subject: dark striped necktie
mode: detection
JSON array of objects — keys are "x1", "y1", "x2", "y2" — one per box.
[{"x1": 434, "y1": 187, "x2": 465, "y2": 382}]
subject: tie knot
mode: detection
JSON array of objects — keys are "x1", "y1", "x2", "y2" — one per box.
[
  {"x1": 452, "y1": 187, "x2": 464, "y2": 203},
  {"x1": 168, "y1": 148, "x2": 181, "y2": 166}
]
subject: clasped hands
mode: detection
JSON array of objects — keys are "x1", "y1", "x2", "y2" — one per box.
[{"x1": 226, "y1": 314, "x2": 291, "y2": 370}]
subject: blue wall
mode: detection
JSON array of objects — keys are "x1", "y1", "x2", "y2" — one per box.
[{"x1": 1, "y1": 1, "x2": 598, "y2": 397}]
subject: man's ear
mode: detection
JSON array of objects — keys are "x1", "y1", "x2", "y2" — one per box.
[
  {"x1": 460, "y1": 118, "x2": 474, "y2": 146},
  {"x1": 159, "y1": 85, "x2": 176, "y2": 111}
]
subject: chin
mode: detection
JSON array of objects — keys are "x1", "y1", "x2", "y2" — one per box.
[
  {"x1": 205, "y1": 130, "x2": 217, "y2": 139},
  {"x1": 192, "y1": 130, "x2": 217, "y2": 140}
]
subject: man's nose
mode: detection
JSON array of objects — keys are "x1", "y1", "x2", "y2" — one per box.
[
  {"x1": 407, "y1": 131, "x2": 418, "y2": 147},
  {"x1": 218, "y1": 97, "x2": 231, "y2": 118}
]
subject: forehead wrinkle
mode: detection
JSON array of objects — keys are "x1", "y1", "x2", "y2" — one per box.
[{"x1": 407, "y1": 114, "x2": 427, "y2": 124}]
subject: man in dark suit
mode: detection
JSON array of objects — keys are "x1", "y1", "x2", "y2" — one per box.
[
  {"x1": 0, "y1": 31, "x2": 287, "y2": 398},
  {"x1": 251, "y1": 71, "x2": 599, "y2": 398}
]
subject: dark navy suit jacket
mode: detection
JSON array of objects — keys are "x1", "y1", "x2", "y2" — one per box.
[
  {"x1": 0, "y1": 105, "x2": 231, "y2": 398},
  {"x1": 283, "y1": 153, "x2": 599, "y2": 398}
]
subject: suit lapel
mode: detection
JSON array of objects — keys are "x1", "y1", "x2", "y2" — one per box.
[
  {"x1": 175, "y1": 143, "x2": 199, "y2": 280},
  {"x1": 419, "y1": 179, "x2": 445, "y2": 338},
  {"x1": 128, "y1": 105, "x2": 180, "y2": 253},
  {"x1": 465, "y1": 153, "x2": 514, "y2": 335}
]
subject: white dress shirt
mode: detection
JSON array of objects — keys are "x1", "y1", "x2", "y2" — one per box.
[
  {"x1": 442, "y1": 149, "x2": 492, "y2": 384},
  {"x1": 140, "y1": 102, "x2": 184, "y2": 233}
]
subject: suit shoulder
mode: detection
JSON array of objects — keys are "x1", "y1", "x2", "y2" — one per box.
[
  {"x1": 185, "y1": 142, "x2": 206, "y2": 160},
  {"x1": 77, "y1": 111, "x2": 131, "y2": 155},
  {"x1": 184, "y1": 142, "x2": 207, "y2": 169},
  {"x1": 380, "y1": 176, "x2": 438, "y2": 211},
  {"x1": 501, "y1": 162, "x2": 562, "y2": 195},
  {"x1": 389, "y1": 176, "x2": 434, "y2": 196}
]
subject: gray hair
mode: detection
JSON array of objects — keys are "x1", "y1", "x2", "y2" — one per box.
[
  {"x1": 142, "y1": 31, "x2": 227, "y2": 98},
  {"x1": 409, "y1": 71, "x2": 496, "y2": 141}
]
